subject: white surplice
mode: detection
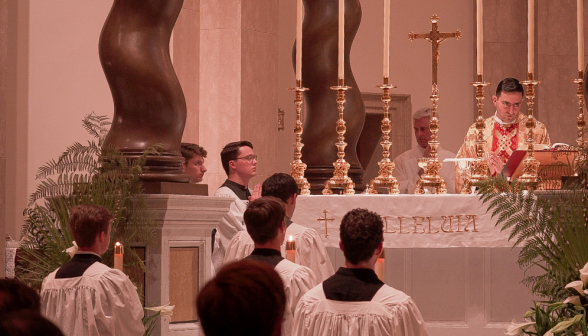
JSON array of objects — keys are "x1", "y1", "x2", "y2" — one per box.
[
  {"x1": 293, "y1": 284, "x2": 429, "y2": 336},
  {"x1": 41, "y1": 262, "x2": 144, "y2": 336},
  {"x1": 223, "y1": 222, "x2": 335, "y2": 281},
  {"x1": 392, "y1": 145, "x2": 456, "y2": 194},
  {"x1": 275, "y1": 259, "x2": 319, "y2": 336},
  {"x1": 212, "y1": 186, "x2": 249, "y2": 272}
]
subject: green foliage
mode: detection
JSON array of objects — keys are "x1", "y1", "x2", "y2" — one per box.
[{"x1": 16, "y1": 114, "x2": 159, "y2": 335}]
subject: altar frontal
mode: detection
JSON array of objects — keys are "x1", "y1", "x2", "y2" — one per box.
[{"x1": 291, "y1": 194, "x2": 510, "y2": 249}]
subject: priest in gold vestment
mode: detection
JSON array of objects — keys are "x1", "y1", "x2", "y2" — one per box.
[{"x1": 455, "y1": 78, "x2": 551, "y2": 192}]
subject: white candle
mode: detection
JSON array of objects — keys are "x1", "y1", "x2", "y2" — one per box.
[
  {"x1": 296, "y1": 0, "x2": 303, "y2": 81},
  {"x1": 286, "y1": 235, "x2": 296, "y2": 263},
  {"x1": 476, "y1": 0, "x2": 483, "y2": 75},
  {"x1": 383, "y1": 0, "x2": 390, "y2": 78},
  {"x1": 527, "y1": 0, "x2": 534, "y2": 74},
  {"x1": 114, "y1": 242, "x2": 123, "y2": 272},
  {"x1": 578, "y1": 0, "x2": 585, "y2": 72},
  {"x1": 338, "y1": 0, "x2": 345, "y2": 79}
]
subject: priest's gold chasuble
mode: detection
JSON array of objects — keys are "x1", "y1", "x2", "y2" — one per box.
[{"x1": 455, "y1": 113, "x2": 551, "y2": 191}]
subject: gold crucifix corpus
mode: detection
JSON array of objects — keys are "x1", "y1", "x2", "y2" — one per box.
[
  {"x1": 408, "y1": 15, "x2": 461, "y2": 85},
  {"x1": 316, "y1": 209, "x2": 335, "y2": 238}
]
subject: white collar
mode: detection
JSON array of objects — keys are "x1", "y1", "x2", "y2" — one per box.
[{"x1": 493, "y1": 112, "x2": 518, "y2": 126}]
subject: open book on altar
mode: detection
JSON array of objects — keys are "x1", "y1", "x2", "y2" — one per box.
[{"x1": 502, "y1": 147, "x2": 578, "y2": 188}]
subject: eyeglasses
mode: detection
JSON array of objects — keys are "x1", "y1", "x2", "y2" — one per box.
[{"x1": 235, "y1": 154, "x2": 258, "y2": 162}]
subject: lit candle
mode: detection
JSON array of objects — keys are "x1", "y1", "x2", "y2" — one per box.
[
  {"x1": 285, "y1": 235, "x2": 296, "y2": 263},
  {"x1": 383, "y1": 0, "x2": 390, "y2": 78},
  {"x1": 114, "y1": 242, "x2": 123, "y2": 271},
  {"x1": 296, "y1": 0, "x2": 303, "y2": 81},
  {"x1": 578, "y1": 0, "x2": 584, "y2": 72},
  {"x1": 476, "y1": 0, "x2": 483, "y2": 75},
  {"x1": 374, "y1": 250, "x2": 385, "y2": 282},
  {"x1": 338, "y1": 0, "x2": 345, "y2": 79},
  {"x1": 527, "y1": 0, "x2": 534, "y2": 74}
]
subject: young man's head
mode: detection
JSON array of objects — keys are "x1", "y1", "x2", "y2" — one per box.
[
  {"x1": 220, "y1": 141, "x2": 257, "y2": 184},
  {"x1": 0, "y1": 279, "x2": 40, "y2": 315},
  {"x1": 493, "y1": 77, "x2": 525, "y2": 124},
  {"x1": 180, "y1": 143, "x2": 208, "y2": 184},
  {"x1": 196, "y1": 259, "x2": 286, "y2": 336},
  {"x1": 261, "y1": 173, "x2": 298, "y2": 218},
  {"x1": 339, "y1": 208, "x2": 384, "y2": 266},
  {"x1": 69, "y1": 204, "x2": 113, "y2": 254},
  {"x1": 243, "y1": 197, "x2": 286, "y2": 246},
  {"x1": 412, "y1": 107, "x2": 433, "y2": 149}
]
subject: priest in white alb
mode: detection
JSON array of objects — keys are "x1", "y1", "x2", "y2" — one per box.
[
  {"x1": 293, "y1": 208, "x2": 428, "y2": 336},
  {"x1": 393, "y1": 107, "x2": 456, "y2": 193},
  {"x1": 455, "y1": 77, "x2": 551, "y2": 192},
  {"x1": 40, "y1": 204, "x2": 144, "y2": 336}
]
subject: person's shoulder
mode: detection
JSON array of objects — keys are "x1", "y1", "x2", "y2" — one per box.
[
  {"x1": 374, "y1": 284, "x2": 412, "y2": 304},
  {"x1": 214, "y1": 186, "x2": 235, "y2": 198}
]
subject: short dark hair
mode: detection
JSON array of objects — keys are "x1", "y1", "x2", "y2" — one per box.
[
  {"x1": 0, "y1": 279, "x2": 40, "y2": 314},
  {"x1": 261, "y1": 173, "x2": 298, "y2": 202},
  {"x1": 181, "y1": 143, "x2": 207, "y2": 162},
  {"x1": 197, "y1": 259, "x2": 286, "y2": 336},
  {"x1": 496, "y1": 77, "x2": 524, "y2": 98},
  {"x1": 340, "y1": 208, "x2": 384, "y2": 265},
  {"x1": 69, "y1": 205, "x2": 113, "y2": 248},
  {"x1": 220, "y1": 141, "x2": 253, "y2": 175},
  {"x1": 0, "y1": 310, "x2": 64, "y2": 336},
  {"x1": 244, "y1": 197, "x2": 285, "y2": 245}
]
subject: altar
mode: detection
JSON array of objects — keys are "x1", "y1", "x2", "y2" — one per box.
[{"x1": 292, "y1": 194, "x2": 539, "y2": 336}]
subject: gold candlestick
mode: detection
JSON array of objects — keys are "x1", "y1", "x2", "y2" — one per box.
[
  {"x1": 573, "y1": 71, "x2": 587, "y2": 172},
  {"x1": 466, "y1": 73, "x2": 491, "y2": 193},
  {"x1": 323, "y1": 78, "x2": 355, "y2": 195},
  {"x1": 519, "y1": 73, "x2": 541, "y2": 188},
  {"x1": 289, "y1": 79, "x2": 311, "y2": 195},
  {"x1": 366, "y1": 76, "x2": 400, "y2": 194},
  {"x1": 415, "y1": 84, "x2": 447, "y2": 194}
]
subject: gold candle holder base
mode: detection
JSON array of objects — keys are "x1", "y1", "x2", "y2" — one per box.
[
  {"x1": 415, "y1": 84, "x2": 447, "y2": 195},
  {"x1": 323, "y1": 78, "x2": 355, "y2": 195},
  {"x1": 467, "y1": 74, "x2": 491, "y2": 191},
  {"x1": 573, "y1": 72, "x2": 587, "y2": 173},
  {"x1": 366, "y1": 77, "x2": 400, "y2": 194},
  {"x1": 289, "y1": 79, "x2": 311, "y2": 195},
  {"x1": 519, "y1": 73, "x2": 541, "y2": 188}
]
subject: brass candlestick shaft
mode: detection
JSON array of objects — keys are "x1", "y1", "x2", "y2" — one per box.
[
  {"x1": 323, "y1": 78, "x2": 355, "y2": 195},
  {"x1": 573, "y1": 71, "x2": 587, "y2": 172},
  {"x1": 415, "y1": 84, "x2": 447, "y2": 194},
  {"x1": 366, "y1": 76, "x2": 400, "y2": 194},
  {"x1": 289, "y1": 79, "x2": 311, "y2": 195},
  {"x1": 467, "y1": 73, "x2": 491, "y2": 193},
  {"x1": 519, "y1": 73, "x2": 541, "y2": 188}
]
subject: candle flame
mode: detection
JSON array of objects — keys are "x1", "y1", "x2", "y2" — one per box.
[
  {"x1": 288, "y1": 235, "x2": 294, "y2": 242},
  {"x1": 115, "y1": 242, "x2": 121, "y2": 247}
]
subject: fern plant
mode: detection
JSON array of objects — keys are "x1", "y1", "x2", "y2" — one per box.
[{"x1": 16, "y1": 113, "x2": 159, "y2": 334}]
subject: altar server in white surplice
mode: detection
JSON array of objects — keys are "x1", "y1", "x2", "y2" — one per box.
[
  {"x1": 224, "y1": 173, "x2": 334, "y2": 281},
  {"x1": 244, "y1": 197, "x2": 318, "y2": 336},
  {"x1": 40, "y1": 205, "x2": 144, "y2": 336},
  {"x1": 212, "y1": 140, "x2": 261, "y2": 272},
  {"x1": 293, "y1": 208, "x2": 429, "y2": 336},
  {"x1": 393, "y1": 107, "x2": 456, "y2": 194}
]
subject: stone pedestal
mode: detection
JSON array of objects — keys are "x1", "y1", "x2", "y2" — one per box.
[{"x1": 143, "y1": 195, "x2": 232, "y2": 336}]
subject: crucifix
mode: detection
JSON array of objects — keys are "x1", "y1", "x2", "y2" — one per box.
[
  {"x1": 408, "y1": 15, "x2": 461, "y2": 194},
  {"x1": 316, "y1": 209, "x2": 335, "y2": 238}
]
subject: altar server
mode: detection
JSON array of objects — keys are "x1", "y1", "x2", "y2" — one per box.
[
  {"x1": 180, "y1": 142, "x2": 208, "y2": 184},
  {"x1": 223, "y1": 173, "x2": 334, "y2": 281},
  {"x1": 293, "y1": 208, "x2": 429, "y2": 336},
  {"x1": 244, "y1": 197, "x2": 318, "y2": 336},
  {"x1": 40, "y1": 205, "x2": 144, "y2": 336},
  {"x1": 212, "y1": 140, "x2": 261, "y2": 271},
  {"x1": 393, "y1": 107, "x2": 456, "y2": 193},
  {"x1": 456, "y1": 77, "x2": 551, "y2": 191}
]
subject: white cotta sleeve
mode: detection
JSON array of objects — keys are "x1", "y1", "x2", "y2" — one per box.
[
  {"x1": 386, "y1": 297, "x2": 429, "y2": 336},
  {"x1": 223, "y1": 230, "x2": 255, "y2": 265},
  {"x1": 289, "y1": 266, "x2": 319, "y2": 315},
  {"x1": 392, "y1": 155, "x2": 410, "y2": 194},
  {"x1": 296, "y1": 228, "x2": 334, "y2": 282},
  {"x1": 96, "y1": 269, "x2": 145, "y2": 336},
  {"x1": 216, "y1": 199, "x2": 248, "y2": 252}
]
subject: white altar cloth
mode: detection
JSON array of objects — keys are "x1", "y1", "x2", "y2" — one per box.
[{"x1": 291, "y1": 194, "x2": 510, "y2": 249}]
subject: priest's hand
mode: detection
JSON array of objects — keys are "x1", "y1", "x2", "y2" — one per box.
[
  {"x1": 489, "y1": 153, "x2": 504, "y2": 176},
  {"x1": 423, "y1": 144, "x2": 431, "y2": 157},
  {"x1": 249, "y1": 184, "x2": 262, "y2": 202}
]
